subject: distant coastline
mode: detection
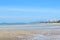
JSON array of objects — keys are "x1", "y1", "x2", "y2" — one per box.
[
  {"x1": 0, "y1": 20, "x2": 60, "y2": 25},
  {"x1": 0, "y1": 23, "x2": 60, "y2": 26}
]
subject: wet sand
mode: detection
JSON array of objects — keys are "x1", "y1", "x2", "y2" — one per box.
[
  {"x1": 0, "y1": 28, "x2": 60, "y2": 40},
  {"x1": 0, "y1": 23, "x2": 60, "y2": 40}
]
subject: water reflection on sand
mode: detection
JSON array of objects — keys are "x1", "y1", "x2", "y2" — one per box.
[
  {"x1": 0, "y1": 25, "x2": 60, "y2": 40},
  {"x1": 15, "y1": 34, "x2": 60, "y2": 40}
]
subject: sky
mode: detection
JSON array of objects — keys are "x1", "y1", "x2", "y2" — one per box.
[{"x1": 0, "y1": 0, "x2": 60, "y2": 23}]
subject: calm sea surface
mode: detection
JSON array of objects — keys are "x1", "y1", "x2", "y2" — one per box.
[{"x1": 0, "y1": 25, "x2": 60, "y2": 30}]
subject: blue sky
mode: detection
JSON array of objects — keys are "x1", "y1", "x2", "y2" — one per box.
[{"x1": 0, "y1": 0, "x2": 60, "y2": 23}]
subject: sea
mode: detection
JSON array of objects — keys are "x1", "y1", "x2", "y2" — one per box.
[{"x1": 0, "y1": 24, "x2": 60, "y2": 30}]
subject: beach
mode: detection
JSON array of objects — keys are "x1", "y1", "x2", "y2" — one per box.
[
  {"x1": 0, "y1": 23, "x2": 60, "y2": 40},
  {"x1": 0, "y1": 29, "x2": 60, "y2": 40}
]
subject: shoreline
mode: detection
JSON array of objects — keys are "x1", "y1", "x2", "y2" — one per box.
[
  {"x1": 0, "y1": 23, "x2": 60, "y2": 30},
  {"x1": 0, "y1": 23, "x2": 60, "y2": 26}
]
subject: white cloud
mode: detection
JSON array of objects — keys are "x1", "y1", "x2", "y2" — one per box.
[
  {"x1": 0, "y1": 7, "x2": 60, "y2": 13},
  {"x1": 0, "y1": 16, "x2": 47, "y2": 20}
]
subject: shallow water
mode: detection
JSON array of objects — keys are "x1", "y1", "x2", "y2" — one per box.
[
  {"x1": 0, "y1": 25, "x2": 60, "y2": 30},
  {"x1": 15, "y1": 34, "x2": 60, "y2": 40}
]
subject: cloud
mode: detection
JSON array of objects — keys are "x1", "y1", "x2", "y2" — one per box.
[
  {"x1": 0, "y1": 7, "x2": 60, "y2": 13},
  {"x1": 0, "y1": 16, "x2": 47, "y2": 20}
]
